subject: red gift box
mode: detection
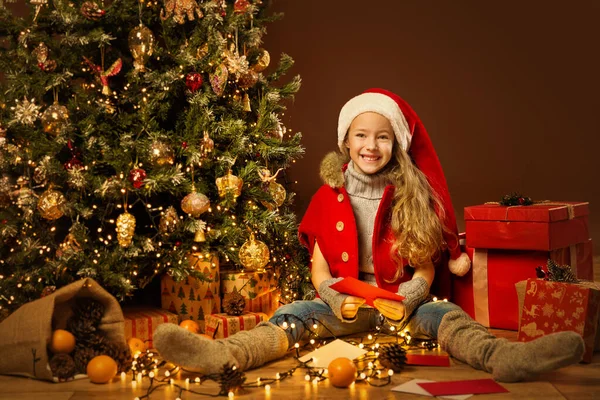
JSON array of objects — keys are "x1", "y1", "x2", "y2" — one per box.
[
  {"x1": 452, "y1": 239, "x2": 594, "y2": 330},
  {"x1": 464, "y1": 202, "x2": 589, "y2": 251},
  {"x1": 517, "y1": 279, "x2": 600, "y2": 363},
  {"x1": 123, "y1": 307, "x2": 179, "y2": 348},
  {"x1": 205, "y1": 312, "x2": 265, "y2": 339}
]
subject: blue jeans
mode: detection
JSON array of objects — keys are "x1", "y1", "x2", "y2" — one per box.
[{"x1": 269, "y1": 298, "x2": 462, "y2": 347}]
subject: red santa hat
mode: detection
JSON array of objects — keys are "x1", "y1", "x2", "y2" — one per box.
[{"x1": 337, "y1": 88, "x2": 471, "y2": 276}]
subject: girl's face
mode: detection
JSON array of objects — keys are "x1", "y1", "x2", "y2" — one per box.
[{"x1": 345, "y1": 112, "x2": 395, "y2": 175}]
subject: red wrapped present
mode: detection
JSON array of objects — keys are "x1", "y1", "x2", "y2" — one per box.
[
  {"x1": 205, "y1": 312, "x2": 265, "y2": 339},
  {"x1": 516, "y1": 278, "x2": 600, "y2": 363},
  {"x1": 123, "y1": 307, "x2": 178, "y2": 348},
  {"x1": 161, "y1": 254, "x2": 220, "y2": 332},
  {"x1": 452, "y1": 238, "x2": 593, "y2": 330},
  {"x1": 464, "y1": 201, "x2": 589, "y2": 251}
]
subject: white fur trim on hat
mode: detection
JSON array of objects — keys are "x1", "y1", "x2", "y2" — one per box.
[{"x1": 338, "y1": 92, "x2": 412, "y2": 151}]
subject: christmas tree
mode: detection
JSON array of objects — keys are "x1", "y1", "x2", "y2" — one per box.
[{"x1": 0, "y1": 0, "x2": 311, "y2": 316}]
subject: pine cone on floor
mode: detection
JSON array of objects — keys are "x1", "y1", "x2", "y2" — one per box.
[
  {"x1": 81, "y1": 333, "x2": 107, "y2": 352},
  {"x1": 49, "y1": 353, "x2": 77, "y2": 380},
  {"x1": 378, "y1": 343, "x2": 407, "y2": 372},
  {"x1": 101, "y1": 341, "x2": 133, "y2": 373},
  {"x1": 73, "y1": 345, "x2": 102, "y2": 374},
  {"x1": 72, "y1": 297, "x2": 105, "y2": 326},
  {"x1": 217, "y1": 364, "x2": 246, "y2": 395},
  {"x1": 223, "y1": 290, "x2": 246, "y2": 316},
  {"x1": 67, "y1": 317, "x2": 97, "y2": 339}
]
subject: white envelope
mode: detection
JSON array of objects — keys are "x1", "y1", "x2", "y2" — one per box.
[
  {"x1": 298, "y1": 339, "x2": 368, "y2": 368},
  {"x1": 392, "y1": 379, "x2": 473, "y2": 399}
]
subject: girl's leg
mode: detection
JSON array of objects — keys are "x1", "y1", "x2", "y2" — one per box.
[
  {"x1": 404, "y1": 302, "x2": 585, "y2": 382},
  {"x1": 154, "y1": 299, "x2": 378, "y2": 374},
  {"x1": 269, "y1": 298, "x2": 379, "y2": 347}
]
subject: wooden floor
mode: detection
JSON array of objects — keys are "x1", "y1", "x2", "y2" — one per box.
[{"x1": 1, "y1": 258, "x2": 599, "y2": 400}]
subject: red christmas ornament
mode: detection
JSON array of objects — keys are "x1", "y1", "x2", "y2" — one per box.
[
  {"x1": 129, "y1": 168, "x2": 147, "y2": 189},
  {"x1": 185, "y1": 72, "x2": 203, "y2": 92},
  {"x1": 234, "y1": 0, "x2": 250, "y2": 13},
  {"x1": 64, "y1": 157, "x2": 83, "y2": 170},
  {"x1": 181, "y1": 141, "x2": 188, "y2": 149},
  {"x1": 175, "y1": 241, "x2": 182, "y2": 247},
  {"x1": 518, "y1": 197, "x2": 526, "y2": 205}
]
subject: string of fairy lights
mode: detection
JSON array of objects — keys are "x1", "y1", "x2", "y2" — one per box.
[{"x1": 126, "y1": 306, "x2": 446, "y2": 399}]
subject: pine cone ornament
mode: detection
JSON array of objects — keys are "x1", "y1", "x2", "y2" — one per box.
[
  {"x1": 218, "y1": 364, "x2": 247, "y2": 395},
  {"x1": 49, "y1": 353, "x2": 77, "y2": 380},
  {"x1": 73, "y1": 345, "x2": 102, "y2": 373},
  {"x1": 67, "y1": 317, "x2": 97, "y2": 339},
  {"x1": 101, "y1": 341, "x2": 133, "y2": 373},
  {"x1": 378, "y1": 343, "x2": 407, "y2": 372},
  {"x1": 72, "y1": 297, "x2": 105, "y2": 326},
  {"x1": 223, "y1": 290, "x2": 246, "y2": 316},
  {"x1": 80, "y1": 1, "x2": 106, "y2": 20},
  {"x1": 546, "y1": 259, "x2": 578, "y2": 283}
]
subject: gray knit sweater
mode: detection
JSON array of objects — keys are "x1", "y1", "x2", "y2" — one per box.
[{"x1": 343, "y1": 161, "x2": 389, "y2": 285}]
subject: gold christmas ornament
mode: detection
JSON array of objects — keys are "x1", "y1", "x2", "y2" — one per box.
[
  {"x1": 237, "y1": 69, "x2": 258, "y2": 90},
  {"x1": 37, "y1": 188, "x2": 66, "y2": 220},
  {"x1": 128, "y1": 24, "x2": 155, "y2": 71},
  {"x1": 149, "y1": 141, "x2": 174, "y2": 166},
  {"x1": 41, "y1": 102, "x2": 69, "y2": 137},
  {"x1": 194, "y1": 227, "x2": 206, "y2": 242},
  {"x1": 196, "y1": 42, "x2": 209, "y2": 60},
  {"x1": 261, "y1": 181, "x2": 286, "y2": 211},
  {"x1": 252, "y1": 49, "x2": 270, "y2": 72},
  {"x1": 116, "y1": 212, "x2": 136, "y2": 247},
  {"x1": 199, "y1": 131, "x2": 214, "y2": 159},
  {"x1": 242, "y1": 93, "x2": 251, "y2": 112},
  {"x1": 160, "y1": 0, "x2": 203, "y2": 24},
  {"x1": 216, "y1": 170, "x2": 243, "y2": 199},
  {"x1": 238, "y1": 232, "x2": 270, "y2": 272},
  {"x1": 159, "y1": 206, "x2": 179, "y2": 234},
  {"x1": 180, "y1": 191, "x2": 210, "y2": 217}
]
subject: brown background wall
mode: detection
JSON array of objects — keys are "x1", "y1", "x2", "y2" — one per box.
[{"x1": 264, "y1": 0, "x2": 600, "y2": 254}]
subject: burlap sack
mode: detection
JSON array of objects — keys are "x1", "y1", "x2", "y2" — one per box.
[{"x1": 0, "y1": 278, "x2": 126, "y2": 381}]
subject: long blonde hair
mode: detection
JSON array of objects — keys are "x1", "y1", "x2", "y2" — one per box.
[{"x1": 387, "y1": 142, "x2": 448, "y2": 272}]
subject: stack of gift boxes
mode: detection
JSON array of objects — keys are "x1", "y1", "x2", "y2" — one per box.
[
  {"x1": 160, "y1": 254, "x2": 281, "y2": 338},
  {"x1": 453, "y1": 200, "x2": 599, "y2": 360},
  {"x1": 124, "y1": 254, "x2": 282, "y2": 346}
]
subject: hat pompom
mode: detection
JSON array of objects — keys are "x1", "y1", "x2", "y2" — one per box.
[{"x1": 448, "y1": 252, "x2": 471, "y2": 276}]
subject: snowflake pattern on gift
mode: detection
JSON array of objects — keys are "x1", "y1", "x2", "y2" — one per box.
[
  {"x1": 537, "y1": 290, "x2": 546, "y2": 300},
  {"x1": 552, "y1": 322, "x2": 559, "y2": 332},
  {"x1": 570, "y1": 291, "x2": 584, "y2": 305},
  {"x1": 564, "y1": 318, "x2": 572, "y2": 327},
  {"x1": 572, "y1": 306, "x2": 584, "y2": 320},
  {"x1": 575, "y1": 321, "x2": 585, "y2": 335},
  {"x1": 556, "y1": 309, "x2": 565, "y2": 318},
  {"x1": 542, "y1": 303, "x2": 554, "y2": 317}
]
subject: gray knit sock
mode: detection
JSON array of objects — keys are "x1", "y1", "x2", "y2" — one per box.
[
  {"x1": 153, "y1": 321, "x2": 289, "y2": 374},
  {"x1": 438, "y1": 310, "x2": 585, "y2": 382}
]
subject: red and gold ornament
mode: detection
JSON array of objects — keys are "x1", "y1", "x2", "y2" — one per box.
[
  {"x1": 185, "y1": 72, "x2": 203, "y2": 92},
  {"x1": 210, "y1": 63, "x2": 228, "y2": 96},
  {"x1": 80, "y1": 1, "x2": 105, "y2": 20},
  {"x1": 234, "y1": 0, "x2": 250, "y2": 13},
  {"x1": 128, "y1": 168, "x2": 147, "y2": 189}
]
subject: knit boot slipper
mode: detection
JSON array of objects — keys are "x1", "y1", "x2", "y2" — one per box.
[
  {"x1": 438, "y1": 310, "x2": 584, "y2": 382},
  {"x1": 153, "y1": 321, "x2": 289, "y2": 374}
]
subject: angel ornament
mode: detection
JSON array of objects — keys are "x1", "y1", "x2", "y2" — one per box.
[
  {"x1": 258, "y1": 168, "x2": 286, "y2": 211},
  {"x1": 161, "y1": 0, "x2": 203, "y2": 24}
]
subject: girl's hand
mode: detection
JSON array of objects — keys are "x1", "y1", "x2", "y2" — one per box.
[
  {"x1": 341, "y1": 296, "x2": 366, "y2": 319},
  {"x1": 373, "y1": 298, "x2": 405, "y2": 321}
]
